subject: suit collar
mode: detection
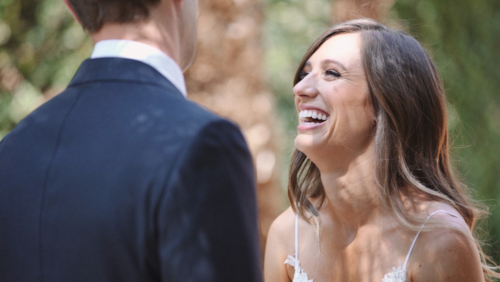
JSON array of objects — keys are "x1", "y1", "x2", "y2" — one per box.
[
  {"x1": 91, "y1": 40, "x2": 187, "y2": 97},
  {"x1": 69, "y1": 58, "x2": 184, "y2": 98}
]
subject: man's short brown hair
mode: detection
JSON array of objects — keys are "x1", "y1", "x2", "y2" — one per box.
[{"x1": 67, "y1": 0, "x2": 161, "y2": 33}]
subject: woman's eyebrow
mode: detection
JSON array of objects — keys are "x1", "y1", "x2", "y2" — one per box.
[{"x1": 321, "y1": 59, "x2": 347, "y2": 71}]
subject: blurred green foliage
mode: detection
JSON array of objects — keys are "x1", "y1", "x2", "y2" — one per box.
[
  {"x1": 0, "y1": 0, "x2": 92, "y2": 138},
  {"x1": 1, "y1": 0, "x2": 499, "y2": 264}
]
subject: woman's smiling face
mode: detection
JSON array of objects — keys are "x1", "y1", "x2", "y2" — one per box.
[{"x1": 293, "y1": 32, "x2": 375, "y2": 166}]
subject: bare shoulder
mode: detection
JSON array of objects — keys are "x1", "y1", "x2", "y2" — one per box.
[
  {"x1": 409, "y1": 208, "x2": 483, "y2": 282},
  {"x1": 264, "y1": 207, "x2": 295, "y2": 282},
  {"x1": 268, "y1": 207, "x2": 296, "y2": 238}
]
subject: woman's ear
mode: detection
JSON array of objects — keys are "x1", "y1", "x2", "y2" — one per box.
[{"x1": 63, "y1": 0, "x2": 81, "y2": 24}]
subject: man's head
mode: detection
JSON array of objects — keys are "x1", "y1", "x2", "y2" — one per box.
[
  {"x1": 64, "y1": 0, "x2": 199, "y2": 71},
  {"x1": 65, "y1": 0, "x2": 161, "y2": 33}
]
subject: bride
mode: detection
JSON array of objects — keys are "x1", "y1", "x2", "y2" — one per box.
[{"x1": 264, "y1": 19, "x2": 498, "y2": 282}]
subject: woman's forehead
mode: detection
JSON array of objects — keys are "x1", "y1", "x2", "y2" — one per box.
[{"x1": 308, "y1": 33, "x2": 363, "y2": 68}]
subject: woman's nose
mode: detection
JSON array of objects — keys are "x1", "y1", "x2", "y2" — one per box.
[{"x1": 293, "y1": 74, "x2": 318, "y2": 99}]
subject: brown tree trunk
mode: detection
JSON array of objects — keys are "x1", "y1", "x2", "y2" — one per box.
[
  {"x1": 184, "y1": 0, "x2": 283, "y2": 257},
  {"x1": 332, "y1": 0, "x2": 394, "y2": 23}
]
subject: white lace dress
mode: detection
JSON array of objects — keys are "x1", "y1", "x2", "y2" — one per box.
[{"x1": 285, "y1": 210, "x2": 458, "y2": 282}]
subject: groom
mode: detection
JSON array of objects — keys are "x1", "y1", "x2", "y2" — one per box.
[{"x1": 0, "y1": 0, "x2": 262, "y2": 281}]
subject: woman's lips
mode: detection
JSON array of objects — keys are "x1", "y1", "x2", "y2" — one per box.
[
  {"x1": 298, "y1": 109, "x2": 329, "y2": 121},
  {"x1": 297, "y1": 109, "x2": 330, "y2": 131}
]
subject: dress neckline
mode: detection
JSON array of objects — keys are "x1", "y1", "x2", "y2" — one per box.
[{"x1": 284, "y1": 209, "x2": 459, "y2": 282}]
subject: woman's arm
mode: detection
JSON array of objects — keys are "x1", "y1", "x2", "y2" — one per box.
[{"x1": 264, "y1": 208, "x2": 295, "y2": 282}]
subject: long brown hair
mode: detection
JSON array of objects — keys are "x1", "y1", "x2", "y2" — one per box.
[{"x1": 287, "y1": 18, "x2": 498, "y2": 280}]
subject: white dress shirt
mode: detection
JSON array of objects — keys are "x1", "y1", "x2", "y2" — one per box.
[{"x1": 91, "y1": 40, "x2": 187, "y2": 97}]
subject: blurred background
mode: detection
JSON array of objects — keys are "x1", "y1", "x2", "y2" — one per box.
[{"x1": 1, "y1": 0, "x2": 499, "y2": 262}]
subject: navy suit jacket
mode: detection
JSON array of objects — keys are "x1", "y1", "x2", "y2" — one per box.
[{"x1": 0, "y1": 58, "x2": 262, "y2": 282}]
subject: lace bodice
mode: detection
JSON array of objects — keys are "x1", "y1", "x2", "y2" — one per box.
[{"x1": 284, "y1": 210, "x2": 458, "y2": 282}]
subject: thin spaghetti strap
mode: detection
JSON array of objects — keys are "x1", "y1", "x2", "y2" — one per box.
[
  {"x1": 284, "y1": 209, "x2": 313, "y2": 281},
  {"x1": 402, "y1": 210, "x2": 459, "y2": 269},
  {"x1": 294, "y1": 211, "x2": 299, "y2": 260}
]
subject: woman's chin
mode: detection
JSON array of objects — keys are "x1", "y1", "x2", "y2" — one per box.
[{"x1": 294, "y1": 135, "x2": 318, "y2": 155}]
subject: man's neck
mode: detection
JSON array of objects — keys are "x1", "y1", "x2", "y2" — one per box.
[{"x1": 90, "y1": 19, "x2": 180, "y2": 66}]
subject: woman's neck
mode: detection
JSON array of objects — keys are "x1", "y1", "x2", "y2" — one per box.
[{"x1": 317, "y1": 143, "x2": 386, "y2": 237}]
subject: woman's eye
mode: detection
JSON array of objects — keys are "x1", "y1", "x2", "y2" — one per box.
[
  {"x1": 325, "y1": 70, "x2": 340, "y2": 78},
  {"x1": 298, "y1": 71, "x2": 309, "y2": 81}
]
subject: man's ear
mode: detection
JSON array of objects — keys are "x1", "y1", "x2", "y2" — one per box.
[{"x1": 63, "y1": 0, "x2": 81, "y2": 24}]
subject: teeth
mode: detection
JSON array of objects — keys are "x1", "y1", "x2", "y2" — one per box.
[{"x1": 299, "y1": 110, "x2": 329, "y2": 121}]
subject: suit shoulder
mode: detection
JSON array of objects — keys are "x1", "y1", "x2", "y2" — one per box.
[
  {"x1": 176, "y1": 100, "x2": 245, "y2": 140},
  {"x1": 180, "y1": 99, "x2": 229, "y2": 123},
  {"x1": 149, "y1": 91, "x2": 235, "y2": 129}
]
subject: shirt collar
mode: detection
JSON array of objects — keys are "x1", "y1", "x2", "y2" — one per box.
[{"x1": 91, "y1": 40, "x2": 187, "y2": 97}]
